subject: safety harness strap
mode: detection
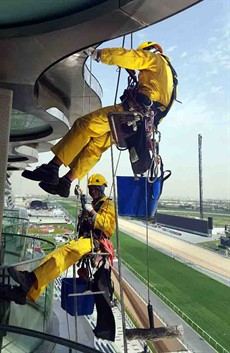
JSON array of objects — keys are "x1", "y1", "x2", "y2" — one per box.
[
  {"x1": 121, "y1": 56, "x2": 179, "y2": 127},
  {"x1": 153, "y1": 55, "x2": 179, "y2": 125},
  {"x1": 77, "y1": 197, "x2": 108, "y2": 239}
]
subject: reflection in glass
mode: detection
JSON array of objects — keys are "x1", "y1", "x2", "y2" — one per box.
[{"x1": 10, "y1": 109, "x2": 51, "y2": 137}]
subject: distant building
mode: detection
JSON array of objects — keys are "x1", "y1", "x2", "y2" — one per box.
[{"x1": 30, "y1": 200, "x2": 48, "y2": 210}]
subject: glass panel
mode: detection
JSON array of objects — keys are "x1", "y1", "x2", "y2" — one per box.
[
  {"x1": 10, "y1": 109, "x2": 51, "y2": 137},
  {"x1": 0, "y1": 324, "x2": 101, "y2": 353},
  {"x1": 2, "y1": 208, "x2": 56, "y2": 264},
  {"x1": 0, "y1": 211, "x2": 61, "y2": 353},
  {"x1": 84, "y1": 65, "x2": 103, "y2": 100}
]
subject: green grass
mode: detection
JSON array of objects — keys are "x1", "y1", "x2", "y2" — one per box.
[
  {"x1": 59, "y1": 200, "x2": 229, "y2": 349},
  {"x1": 58, "y1": 201, "x2": 79, "y2": 218},
  {"x1": 112, "y1": 232, "x2": 230, "y2": 352}
]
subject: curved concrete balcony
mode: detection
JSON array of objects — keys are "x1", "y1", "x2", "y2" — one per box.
[
  {"x1": 8, "y1": 58, "x2": 102, "y2": 167},
  {"x1": 0, "y1": 0, "x2": 202, "y2": 168}
]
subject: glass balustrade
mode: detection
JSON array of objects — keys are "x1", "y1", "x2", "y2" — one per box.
[
  {"x1": 0, "y1": 324, "x2": 101, "y2": 353},
  {"x1": 84, "y1": 65, "x2": 103, "y2": 101},
  {"x1": 0, "y1": 211, "x2": 60, "y2": 353}
]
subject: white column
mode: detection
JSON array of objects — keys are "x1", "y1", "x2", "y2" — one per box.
[{"x1": 0, "y1": 88, "x2": 13, "y2": 264}]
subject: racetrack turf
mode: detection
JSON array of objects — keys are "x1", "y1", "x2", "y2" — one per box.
[{"x1": 113, "y1": 231, "x2": 230, "y2": 352}]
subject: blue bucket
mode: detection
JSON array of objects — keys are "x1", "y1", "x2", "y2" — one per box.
[
  {"x1": 61, "y1": 277, "x2": 94, "y2": 316},
  {"x1": 117, "y1": 176, "x2": 163, "y2": 218}
]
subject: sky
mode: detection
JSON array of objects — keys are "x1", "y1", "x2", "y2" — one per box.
[{"x1": 11, "y1": 0, "x2": 229, "y2": 200}]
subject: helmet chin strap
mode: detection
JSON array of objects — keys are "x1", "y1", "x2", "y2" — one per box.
[{"x1": 99, "y1": 185, "x2": 106, "y2": 196}]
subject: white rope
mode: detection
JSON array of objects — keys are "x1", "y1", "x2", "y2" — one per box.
[
  {"x1": 72, "y1": 52, "x2": 93, "y2": 342},
  {"x1": 145, "y1": 177, "x2": 151, "y2": 305},
  {"x1": 108, "y1": 34, "x2": 129, "y2": 353},
  {"x1": 113, "y1": 35, "x2": 126, "y2": 106},
  {"x1": 110, "y1": 142, "x2": 128, "y2": 353},
  {"x1": 72, "y1": 264, "x2": 78, "y2": 342}
]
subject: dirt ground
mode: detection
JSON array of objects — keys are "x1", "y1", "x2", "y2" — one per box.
[
  {"x1": 113, "y1": 218, "x2": 230, "y2": 352},
  {"x1": 112, "y1": 270, "x2": 186, "y2": 352},
  {"x1": 118, "y1": 218, "x2": 230, "y2": 279}
]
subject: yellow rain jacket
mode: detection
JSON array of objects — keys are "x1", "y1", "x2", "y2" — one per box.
[
  {"x1": 100, "y1": 48, "x2": 174, "y2": 107},
  {"x1": 92, "y1": 196, "x2": 115, "y2": 238},
  {"x1": 27, "y1": 197, "x2": 115, "y2": 302},
  {"x1": 51, "y1": 47, "x2": 173, "y2": 180}
]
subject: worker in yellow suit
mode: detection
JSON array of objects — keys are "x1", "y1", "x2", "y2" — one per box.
[
  {"x1": 21, "y1": 41, "x2": 175, "y2": 197},
  {"x1": 4, "y1": 174, "x2": 115, "y2": 304}
]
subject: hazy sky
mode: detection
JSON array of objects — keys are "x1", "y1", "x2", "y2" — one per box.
[{"x1": 11, "y1": 0, "x2": 229, "y2": 200}]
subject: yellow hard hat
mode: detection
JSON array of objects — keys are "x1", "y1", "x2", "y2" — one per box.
[
  {"x1": 88, "y1": 174, "x2": 107, "y2": 187},
  {"x1": 137, "y1": 41, "x2": 163, "y2": 53}
]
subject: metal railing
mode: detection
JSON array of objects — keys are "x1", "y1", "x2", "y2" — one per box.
[
  {"x1": 2, "y1": 232, "x2": 56, "y2": 266},
  {"x1": 84, "y1": 64, "x2": 103, "y2": 101},
  {"x1": 122, "y1": 259, "x2": 229, "y2": 353},
  {"x1": 0, "y1": 232, "x2": 57, "y2": 353},
  {"x1": 0, "y1": 324, "x2": 101, "y2": 353}
]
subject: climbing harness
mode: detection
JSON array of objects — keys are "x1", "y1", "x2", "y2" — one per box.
[
  {"x1": 61, "y1": 183, "x2": 116, "y2": 342},
  {"x1": 108, "y1": 67, "x2": 161, "y2": 179},
  {"x1": 108, "y1": 39, "x2": 180, "y2": 181},
  {"x1": 153, "y1": 54, "x2": 180, "y2": 126}
]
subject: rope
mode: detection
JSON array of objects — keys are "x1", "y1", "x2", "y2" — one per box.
[
  {"x1": 75, "y1": 182, "x2": 81, "y2": 237},
  {"x1": 109, "y1": 34, "x2": 128, "y2": 353},
  {"x1": 144, "y1": 176, "x2": 155, "y2": 330},
  {"x1": 110, "y1": 142, "x2": 128, "y2": 353},
  {"x1": 145, "y1": 177, "x2": 151, "y2": 305},
  {"x1": 113, "y1": 35, "x2": 126, "y2": 106},
  {"x1": 130, "y1": 32, "x2": 133, "y2": 49},
  {"x1": 74, "y1": 48, "x2": 89, "y2": 236},
  {"x1": 88, "y1": 53, "x2": 93, "y2": 113},
  {"x1": 73, "y1": 264, "x2": 78, "y2": 342},
  {"x1": 70, "y1": 53, "x2": 94, "y2": 343}
]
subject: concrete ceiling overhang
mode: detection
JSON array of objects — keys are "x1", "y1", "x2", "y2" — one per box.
[
  {"x1": 0, "y1": 0, "x2": 202, "y2": 163},
  {"x1": 36, "y1": 54, "x2": 103, "y2": 127}
]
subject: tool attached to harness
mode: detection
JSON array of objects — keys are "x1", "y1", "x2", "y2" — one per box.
[
  {"x1": 108, "y1": 61, "x2": 179, "y2": 177},
  {"x1": 108, "y1": 110, "x2": 144, "y2": 150},
  {"x1": 108, "y1": 68, "x2": 156, "y2": 175}
]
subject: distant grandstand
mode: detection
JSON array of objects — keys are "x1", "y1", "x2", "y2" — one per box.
[{"x1": 29, "y1": 200, "x2": 48, "y2": 210}]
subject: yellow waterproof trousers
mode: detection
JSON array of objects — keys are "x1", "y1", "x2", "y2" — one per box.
[
  {"x1": 51, "y1": 104, "x2": 123, "y2": 180},
  {"x1": 27, "y1": 237, "x2": 92, "y2": 302}
]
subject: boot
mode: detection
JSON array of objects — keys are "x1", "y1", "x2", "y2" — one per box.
[
  {"x1": 39, "y1": 176, "x2": 71, "y2": 198},
  {"x1": 8, "y1": 267, "x2": 36, "y2": 293},
  {"x1": 0, "y1": 285, "x2": 27, "y2": 305},
  {"x1": 22, "y1": 163, "x2": 59, "y2": 184}
]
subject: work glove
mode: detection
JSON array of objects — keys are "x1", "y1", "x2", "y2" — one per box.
[
  {"x1": 84, "y1": 47, "x2": 100, "y2": 62},
  {"x1": 84, "y1": 203, "x2": 94, "y2": 213}
]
